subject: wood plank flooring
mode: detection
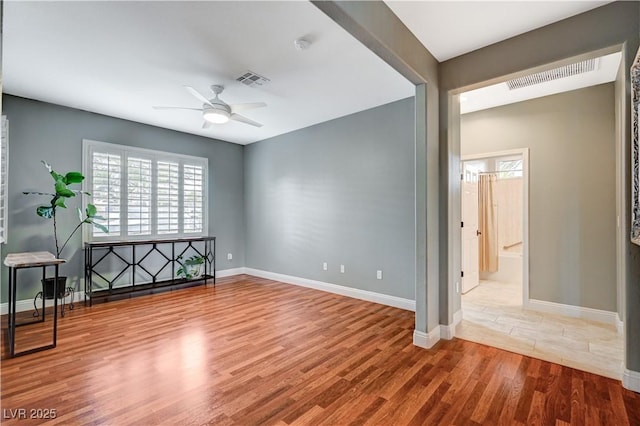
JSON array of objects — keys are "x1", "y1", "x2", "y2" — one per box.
[{"x1": 1, "y1": 275, "x2": 638, "y2": 425}]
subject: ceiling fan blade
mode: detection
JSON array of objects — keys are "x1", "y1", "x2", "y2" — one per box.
[
  {"x1": 202, "y1": 121, "x2": 212, "y2": 129},
  {"x1": 230, "y1": 102, "x2": 267, "y2": 113},
  {"x1": 184, "y1": 86, "x2": 213, "y2": 107},
  {"x1": 153, "y1": 106, "x2": 203, "y2": 111},
  {"x1": 231, "y1": 113, "x2": 263, "y2": 128}
]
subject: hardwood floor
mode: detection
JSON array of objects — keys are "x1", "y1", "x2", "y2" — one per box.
[{"x1": 1, "y1": 275, "x2": 639, "y2": 425}]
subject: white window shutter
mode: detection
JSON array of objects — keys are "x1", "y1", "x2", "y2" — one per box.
[
  {"x1": 156, "y1": 160, "x2": 179, "y2": 234},
  {"x1": 83, "y1": 140, "x2": 207, "y2": 241},
  {"x1": 0, "y1": 116, "x2": 8, "y2": 244},
  {"x1": 127, "y1": 157, "x2": 152, "y2": 236},
  {"x1": 183, "y1": 163, "x2": 204, "y2": 233},
  {"x1": 92, "y1": 151, "x2": 122, "y2": 237}
]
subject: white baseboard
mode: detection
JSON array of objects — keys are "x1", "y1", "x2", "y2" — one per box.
[
  {"x1": 244, "y1": 268, "x2": 416, "y2": 311},
  {"x1": 525, "y1": 298, "x2": 620, "y2": 327},
  {"x1": 216, "y1": 267, "x2": 247, "y2": 278},
  {"x1": 440, "y1": 323, "x2": 454, "y2": 340},
  {"x1": 413, "y1": 328, "x2": 440, "y2": 349},
  {"x1": 0, "y1": 269, "x2": 249, "y2": 315},
  {"x1": 439, "y1": 309, "x2": 462, "y2": 340},
  {"x1": 623, "y1": 369, "x2": 640, "y2": 393},
  {"x1": 1, "y1": 291, "x2": 84, "y2": 315}
]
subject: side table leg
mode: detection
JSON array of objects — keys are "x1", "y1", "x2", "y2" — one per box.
[{"x1": 8, "y1": 267, "x2": 15, "y2": 357}]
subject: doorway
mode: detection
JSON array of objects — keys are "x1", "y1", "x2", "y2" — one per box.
[
  {"x1": 449, "y1": 52, "x2": 624, "y2": 380},
  {"x1": 460, "y1": 150, "x2": 528, "y2": 306}
]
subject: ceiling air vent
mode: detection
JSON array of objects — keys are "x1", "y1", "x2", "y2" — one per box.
[
  {"x1": 236, "y1": 70, "x2": 270, "y2": 88},
  {"x1": 506, "y1": 59, "x2": 597, "y2": 90}
]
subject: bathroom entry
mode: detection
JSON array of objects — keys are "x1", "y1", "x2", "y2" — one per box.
[{"x1": 461, "y1": 152, "x2": 527, "y2": 303}]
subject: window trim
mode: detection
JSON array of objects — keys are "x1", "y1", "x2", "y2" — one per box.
[{"x1": 82, "y1": 139, "x2": 208, "y2": 242}]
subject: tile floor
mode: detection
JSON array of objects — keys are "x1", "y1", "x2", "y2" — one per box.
[{"x1": 456, "y1": 280, "x2": 624, "y2": 380}]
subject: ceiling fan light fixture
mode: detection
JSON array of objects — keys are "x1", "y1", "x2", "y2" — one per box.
[{"x1": 203, "y1": 109, "x2": 230, "y2": 124}]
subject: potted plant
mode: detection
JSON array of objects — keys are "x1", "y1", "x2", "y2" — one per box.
[
  {"x1": 176, "y1": 254, "x2": 205, "y2": 280},
  {"x1": 24, "y1": 161, "x2": 107, "y2": 299}
]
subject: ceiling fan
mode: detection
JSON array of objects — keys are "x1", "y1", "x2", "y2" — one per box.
[{"x1": 153, "y1": 85, "x2": 266, "y2": 128}]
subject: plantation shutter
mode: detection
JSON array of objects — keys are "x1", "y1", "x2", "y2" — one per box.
[
  {"x1": 0, "y1": 116, "x2": 8, "y2": 244},
  {"x1": 156, "y1": 160, "x2": 179, "y2": 234},
  {"x1": 83, "y1": 140, "x2": 207, "y2": 241},
  {"x1": 127, "y1": 157, "x2": 152, "y2": 236},
  {"x1": 183, "y1": 163, "x2": 204, "y2": 233},
  {"x1": 92, "y1": 151, "x2": 122, "y2": 237}
]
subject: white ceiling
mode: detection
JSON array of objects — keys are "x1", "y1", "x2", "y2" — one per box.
[
  {"x1": 461, "y1": 51, "x2": 622, "y2": 114},
  {"x1": 3, "y1": 1, "x2": 414, "y2": 145},
  {"x1": 3, "y1": 1, "x2": 617, "y2": 145},
  {"x1": 385, "y1": 1, "x2": 612, "y2": 62}
]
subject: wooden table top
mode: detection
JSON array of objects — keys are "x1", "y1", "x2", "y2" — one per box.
[{"x1": 4, "y1": 251, "x2": 66, "y2": 268}]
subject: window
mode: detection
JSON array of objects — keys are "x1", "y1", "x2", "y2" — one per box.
[
  {"x1": 497, "y1": 158, "x2": 523, "y2": 178},
  {"x1": 83, "y1": 140, "x2": 207, "y2": 241},
  {"x1": 0, "y1": 116, "x2": 8, "y2": 244}
]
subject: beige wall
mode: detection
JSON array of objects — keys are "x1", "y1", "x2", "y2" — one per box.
[
  {"x1": 461, "y1": 83, "x2": 616, "y2": 311},
  {"x1": 495, "y1": 177, "x2": 523, "y2": 254}
]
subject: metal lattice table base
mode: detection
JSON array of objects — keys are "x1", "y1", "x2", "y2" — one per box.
[{"x1": 33, "y1": 287, "x2": 75, "y2": 318}]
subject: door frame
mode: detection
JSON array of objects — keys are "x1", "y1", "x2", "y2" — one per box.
[{"x1": 460, "y1": 148, "x2": 530, "y2": 307}]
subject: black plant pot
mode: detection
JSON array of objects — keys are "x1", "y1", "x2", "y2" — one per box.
[{"x1": 42, "y1": 276, "x2": 67, "y2": 300}]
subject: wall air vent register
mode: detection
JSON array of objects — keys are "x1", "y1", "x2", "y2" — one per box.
[
  {"x1": 507, "y1": 59, "x2": 598, "y2": 90},
  {"x1": 236, "y1": 71, "x2": 270, "y2": 88}
]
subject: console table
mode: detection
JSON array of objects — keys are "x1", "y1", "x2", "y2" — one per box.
[
  {"x1": 84, "y1": 236, "x2": 215, "y2": 305},
  {"x1": 4, "y1": 251, "x2": 66, "y2": 357}
]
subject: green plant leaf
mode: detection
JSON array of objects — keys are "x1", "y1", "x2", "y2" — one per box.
[
  {"x1": 86, "y1": 204, "x2": 97, "y2": 217},
  {"x1": 64, "y1": 172, "x2": 84, "y2": 184},
  {"x1": 54, "y1": 197, "x2": 67, "y2": 208},
  {"x1": 54, "y1": 181, "x2": 75, "y2": 198},
  {"x1": 92, "y1": 222, "x2": 109, "y2": 234},
  {"x1": 36, "y1": 206, "x2": 54, "y2": 218}
]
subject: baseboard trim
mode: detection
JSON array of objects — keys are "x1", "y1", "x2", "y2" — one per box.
[
  {"x1": 440, "y1": 310, "x2": 462, "y2": 340},
  {"x1": 440, "y1": 323, "x2": 454, "y2": 340},
  {"x1": 244, "y1": 268, "x2": 416, "y2": 311},
  {"x1": 525, "y1": 298, "x2": 620, "y2": 326},
  {"x1": 623, "y1": 369, "x2": 640, "y2": 393},
  {"x1": 0, "y1": 268, "x2": 249, "y2": 314},
  {"x1": 216, "y1": 267, "x2": 247, "y2": 278},
  {"x1": 0, "y1": 291, "x2": 84, "y2": 315},
  {"x1": 413, "y1": 328, "x2": 440, "y2": 349}
]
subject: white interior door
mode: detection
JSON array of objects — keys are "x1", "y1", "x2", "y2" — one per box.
[{"x1": 461, "y1": 169, "x2": 480, "y2": 293}]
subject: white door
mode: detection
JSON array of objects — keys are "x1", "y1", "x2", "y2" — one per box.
[{"x1": 461, "y1": 169, "x2": 480, "y2": 293}]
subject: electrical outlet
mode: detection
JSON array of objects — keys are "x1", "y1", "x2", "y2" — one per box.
[
  {"x1": 323, "y1": 262, "x2": 328, "y2": 271},
  {"x1": 376, "y1": 270, "x2": 382, "y2": 280},
  {"x1": 227, "y1": 253, "x2": 233, "y2": 261},
  {"x1": 340, "y1": 264, "x2": 345, "y2": 273}
]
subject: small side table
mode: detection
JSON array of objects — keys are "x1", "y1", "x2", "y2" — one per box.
[{"x1": 4, "y1": 252, "x2": 66, "y2": 357}]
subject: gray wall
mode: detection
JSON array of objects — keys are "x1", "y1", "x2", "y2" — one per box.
[
  {"x1": 244, "y1": 98, "x2": 415, "y2": 300},
  {"x1": 461, "y1": 84, "x2": 616, "y2": 311},
  {"x1": 2, "y1": 95, "x2": 245, "y2": 301},
  {"x1": 313, "y1": 1, "x2": 441, "y2": 335}
]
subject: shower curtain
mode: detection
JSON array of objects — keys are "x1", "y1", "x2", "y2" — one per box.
[{"x1": 479, "y1": 173, "x2": 499, "y2": 272}]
